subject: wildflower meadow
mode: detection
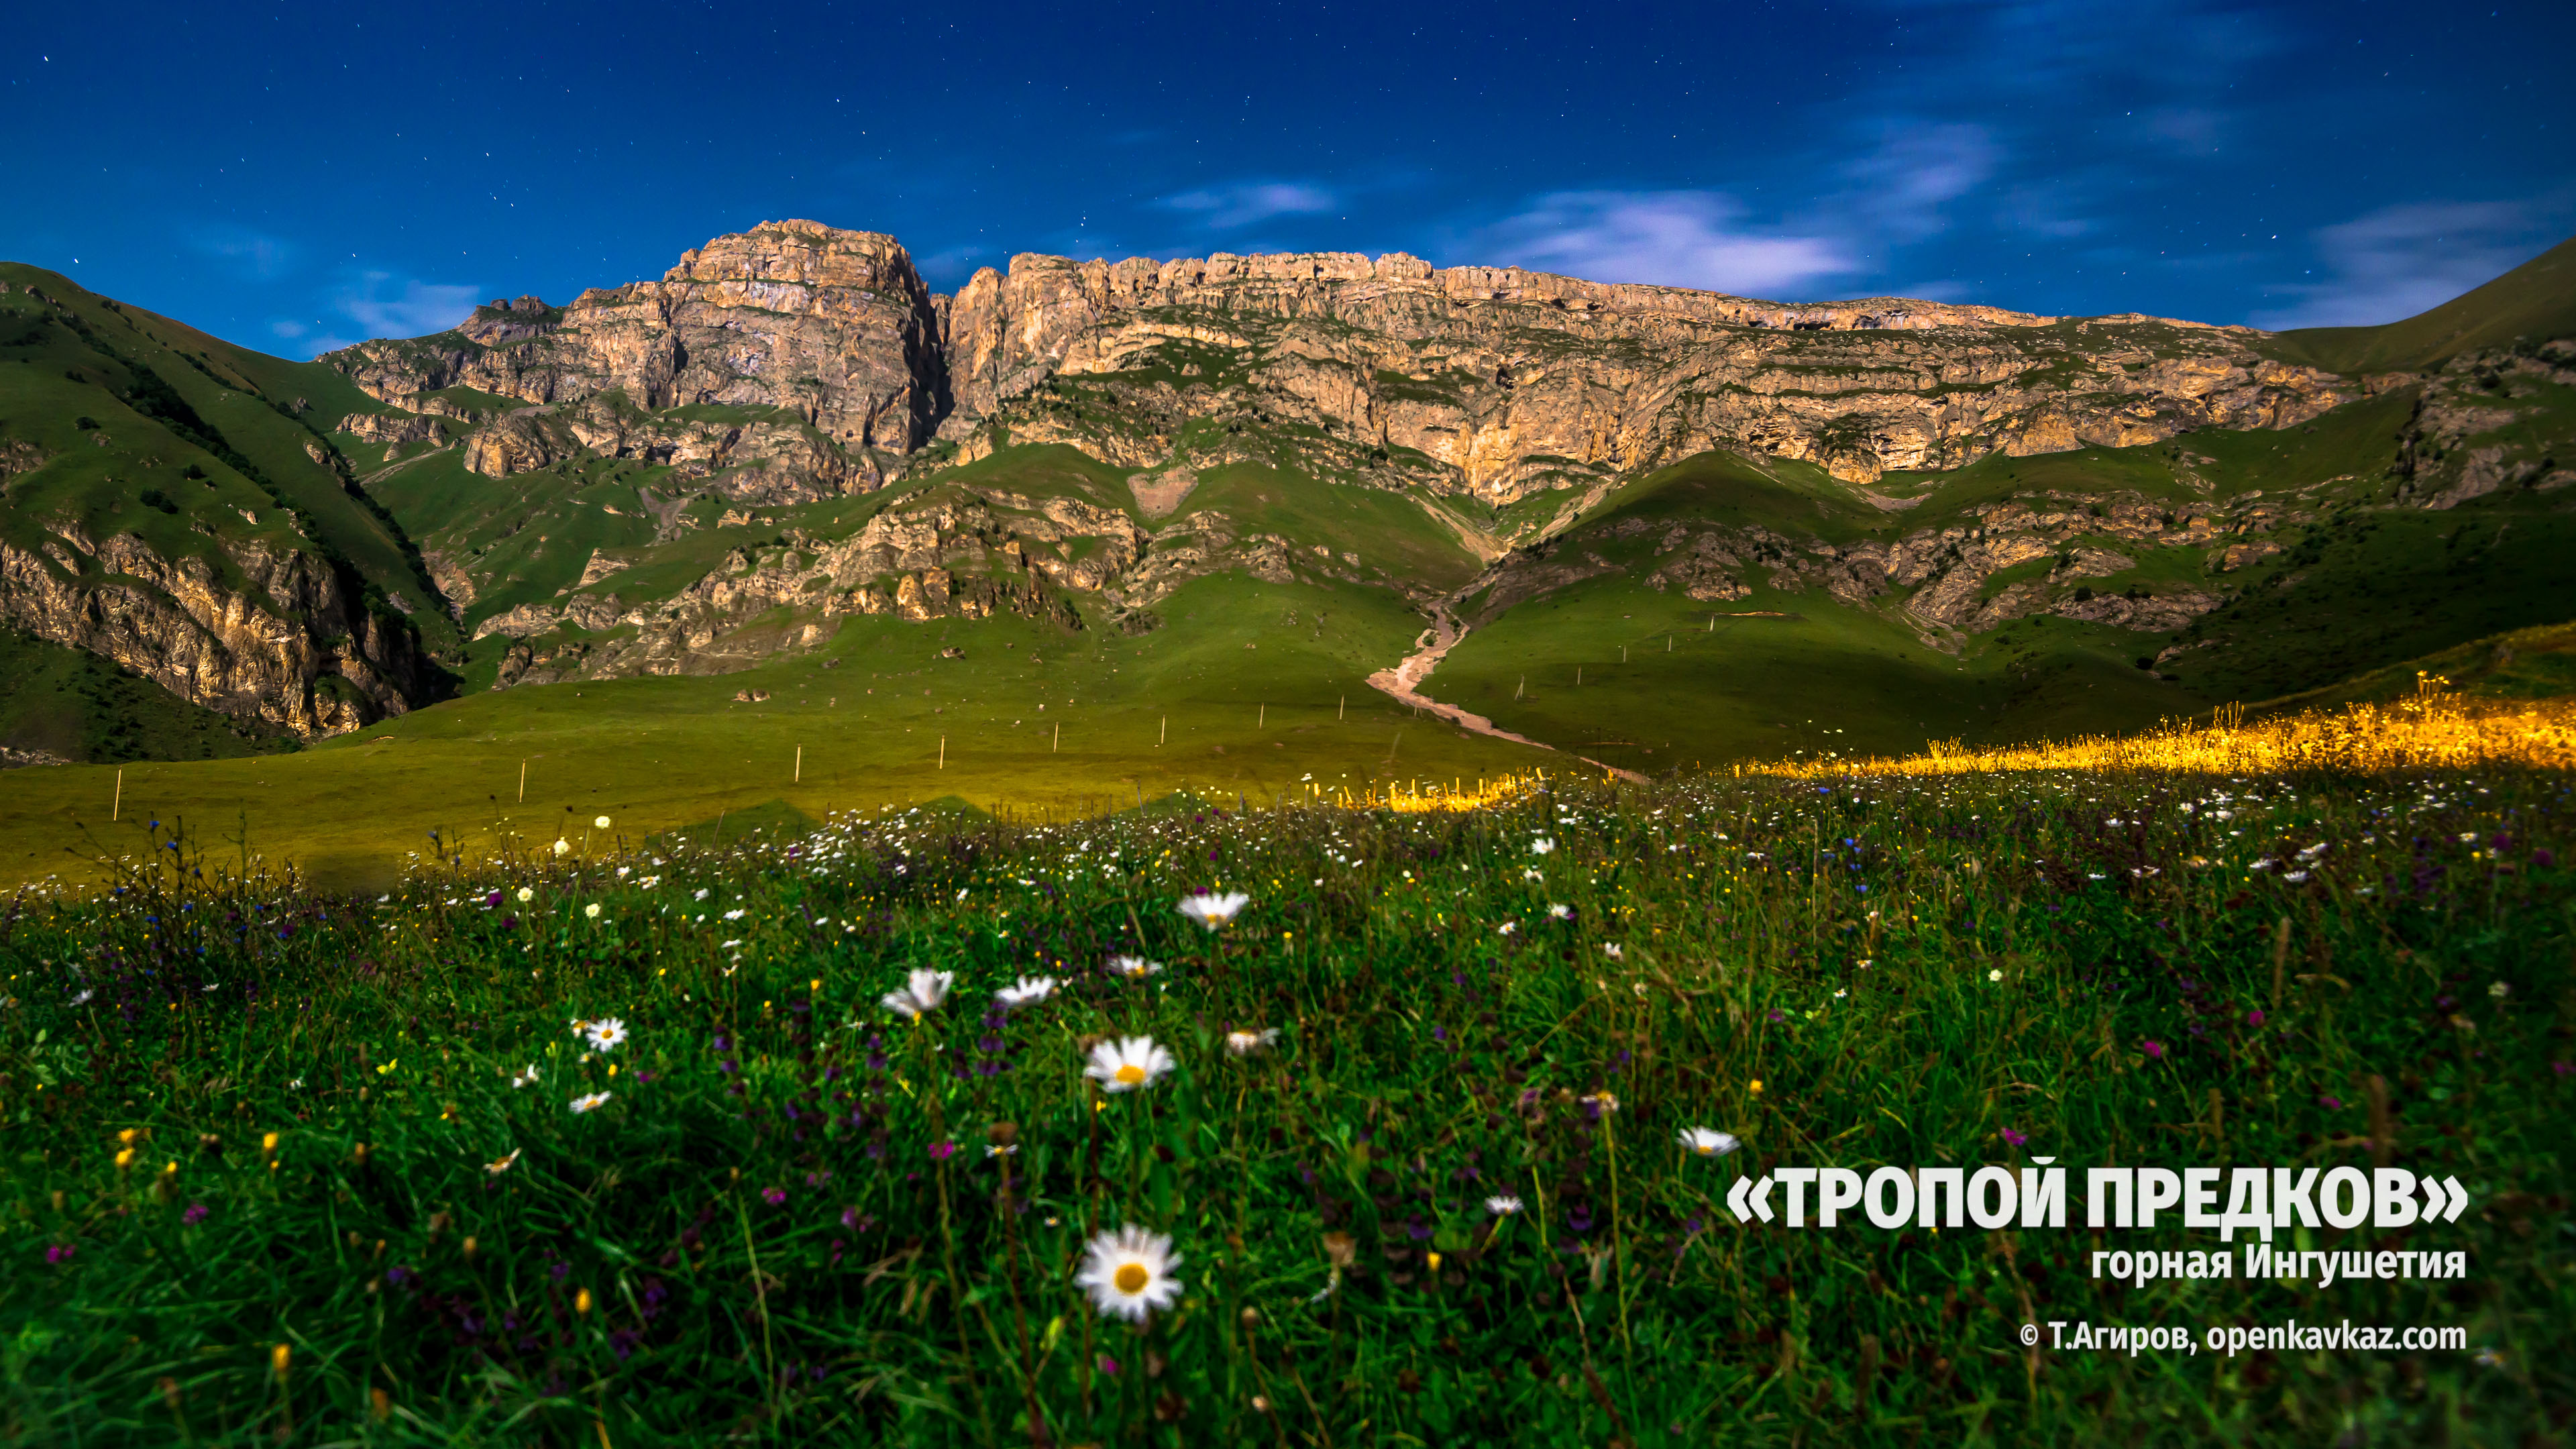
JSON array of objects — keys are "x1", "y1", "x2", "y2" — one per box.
[{"x1": 0, "y1": 761, "x2": 2568, "y2": 1446}]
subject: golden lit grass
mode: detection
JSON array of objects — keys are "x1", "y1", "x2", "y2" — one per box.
[{"x1": 1747, "y1": 675, "x2": 2576, "y2": 779}]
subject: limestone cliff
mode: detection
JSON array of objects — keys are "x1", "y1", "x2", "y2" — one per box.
[
  {"x1": 326, "y1": 222, "x2": 2357, "y2": 510},
  {"x1": 299, "y1": 221, "x2": 2569, "y2": 698},
  {"x1": 934, "y1": 248, "x2": 2357, "y2": 496},
  {"x1": 0, "y1": 525, "x2": 433, "y2": 735},
  {"x1": 327, "y1": 221, "x2": 943, "y2": 499}
]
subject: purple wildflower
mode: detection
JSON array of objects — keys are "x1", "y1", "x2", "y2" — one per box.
[
  {"x1": 182, "y1": 1203, "x2": 209, "y2": 1225},
  {"x1": 2142, "y1": 1039, "x2": 2165, "y2": 1061},
  {"x1": 2000, "y1": 1127, "x2": 2029, "y2": 1148},
  {"x1": 761, "y1": 1187, "x2": 788, "y2": 1206}
]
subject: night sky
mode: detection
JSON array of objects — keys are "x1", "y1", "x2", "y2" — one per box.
[{"x1": 3, "y1": 1, "x2": 2569, "y2": 358}]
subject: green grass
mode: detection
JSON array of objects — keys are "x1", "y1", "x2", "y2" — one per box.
[
  {"x1": 0, "y1": 763, "x2": 2563, "y2": 1444},
  {"x1": 2266, "y1": 235, "x2": 2576, "y2": 374},
  {"x1": 0, "y1": 577, "x2": 1545, "y2": 892},
  {"x1": 0, "y1": 264, "x2": 457, "y2": 655},
  {"x1": 2172, "y1": 491, "x2": 2576, "y2": 702},
  {"x1": 0, "y1": 625, "x2": 292, "y2": 765}
]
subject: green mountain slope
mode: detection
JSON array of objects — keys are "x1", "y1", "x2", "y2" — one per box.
[
  {"x1": 2267, "y1": 235, "x2": 2576, "y2": 374},
  {"x1": 3, "y1": 222, "x2": 2575, "y2": 879},
  {"x1": 0, "y1": 265, "x2": 457, "y2": 751}
]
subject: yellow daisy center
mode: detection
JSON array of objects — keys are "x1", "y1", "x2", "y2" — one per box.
[
  {"x1": 1693, "y1": 1143, "x2": 1713, "y2": 1154},
  {"x1": 1115, "y1": 1064, "x2": 1146, "y2": 1085},
  {"x1": 1114, "y1": 1263, "x2": 1149, "y2": 1295}
]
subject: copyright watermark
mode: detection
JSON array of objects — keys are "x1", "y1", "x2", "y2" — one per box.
[{"x1": 2020, "y1": 1320, "x2": 2471, "y2": 1356}]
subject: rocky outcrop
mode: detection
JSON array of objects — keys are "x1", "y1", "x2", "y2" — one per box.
[
  {"x1": 328, "y1": 222, "x2": 2359, "y2": 516},
  {"x1": 465, "y1": 488, "x2": 1115, "y2": 684},
  {"x1": 2392, "y1": 340, "x2": 2576, "y2": 509},
  {"x1": 935, "y1": 247, "x2": 2358, "y2": 498},
  {"x1": 1462, "y1": 481, "x2": 2251, "y2": 651},
  {"x1": 305, "y1": 221, "x2": 2423, "y2": 686},
  {"x1": 0, "y1": 439, "x2": 50, "y2": 484},
  {"x1": 329, "y1": 219, "x2": 946, "y2": 455},
  {"x1": 0, "y1": 527, "x2": 433, "y2": 735}
]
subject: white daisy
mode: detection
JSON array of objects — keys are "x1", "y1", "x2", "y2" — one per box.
[
  {"x1": 1176, "y1": 891, "x2": 1251, "y2": 930},
  {"x1": 584, "y1": 902, "x2": 602, "y2": 920},
  {"x1": 881, "y1": 969, "x2": 954, "y2": 1019},
  {"x1": 594, "y1": 816, "x2": 611, "y2": 830},
  {"x1": 996, "y1": 975, "x2": 1058, "y2": 1009},
  {"x1": 1548, "y1": 903, "x2": 1572, "y2": 920},
  {"x1": 1530, "y1": 838, "x2": 1556, "y2": 855},
  {"x1": 485, "y1": 1148, "x2": 521, "y2": 1175},
  {"x1": 1601, "y1": 943, "x2": 1623, "y2": 959},
  {"x1": 1678, "y1": 1127, "x2": 1740, "y2": 1158},
  {"x1": 1106, "y1": 956, "x2": 1163, "y2": 980},
  {"x1": 583, "y1": 1018, "x2": 629, "y2": 1053},
  {"x1": 1085, "y1": 1035, "x2": 1175, "y2": 1093},
  {"x1": 1225, "y1": 1027, "x2": 1281, "y2": 1056},
  {"x1": 570, "y1": 1092, "x2": 612, "y2": 1114},
  {"x1": 1486, "y1": 1195, "x2": 1524, "y2": 1216},
  {"x1": 1076, "y1": 1224, "x2": 1183, "y2": 1323},
  {"x1": 516, "y1": 886, "x2": 535, "y2": 904},
  {"x1": 552, "y1": 839, "x2": 570, "y2": 857},
  {"x1": 510, "y1": 1064, "x2": 540, "y2": 1089}
]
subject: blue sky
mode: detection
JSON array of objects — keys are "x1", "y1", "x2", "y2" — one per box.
[{"x1": 3, "y1": 0, "x2": 2569, "y2": 358}]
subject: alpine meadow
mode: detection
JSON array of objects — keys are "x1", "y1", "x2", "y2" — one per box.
[{"x1": 2, "y1": 113, "x2": 2575, "y2": 1446}]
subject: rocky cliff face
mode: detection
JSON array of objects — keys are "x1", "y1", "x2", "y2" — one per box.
[
  {"x1": 934, "y1": 248, "x2": 2357, "y2": 496},
  {"x1": 0, "y1": 266, "x2": 461, "y2": 747},
  {"x1": 328, "y1": 221, "x2": 943, "y2": 498},
  {"x1": 2390, "y1": 339, "x2": 2576, "y2": 508},
  {"x1": 0, "y1": 525, "x2": 433, "y2": 735},
  {"x1": 327, "y1": 222, "x2": 2357, "y2": 508},
  {"x1": 310, "y1": 221, "x2": 2557, "y2": 696}
]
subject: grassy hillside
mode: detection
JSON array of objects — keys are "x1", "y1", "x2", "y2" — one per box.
[
  {"x1": 0, "y1": 264, "x2": 458, "y2": 653},
  {"x1": 2266, "y1": 234, "x2": 2576, "y2": 374},
  {"x1": 0, "y1": 624, "x2": 292, "y2": 765},
  {"x1": 0, "y1": 577, "x2": 1544, "y2": 890}
]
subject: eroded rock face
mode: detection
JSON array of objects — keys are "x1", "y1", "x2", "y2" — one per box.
[
  {"x1": 331, "y1": 219, "x2": 945, "y2": 458},
  {"x1": 0, "y1": 527, "x2": 432, "y2": 735},
  {"x1": 329, "y1": 223, "x2": 2356, "y2": 514},
  {"x1": 2392, "y1": 341, "x2": 2576, "y2": 509},
  {"x1": 1464, "y1": 485, "x2": 2262, "y2": 650},
  {"x1": 937, "y1": 248, "x2": 2357, "y2": 498},
  {"x1": 308, "y1": 221, "x2": 2398, "y2": 684}
]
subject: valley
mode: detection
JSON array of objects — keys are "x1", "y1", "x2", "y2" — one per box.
[{"x1": 1, "y1": 227, "x2": 2571, "y2": 887}]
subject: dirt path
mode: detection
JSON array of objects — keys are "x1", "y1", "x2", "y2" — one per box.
[{"x1": 1364, "y1": 606, "x2": 1649, "y2": 784}]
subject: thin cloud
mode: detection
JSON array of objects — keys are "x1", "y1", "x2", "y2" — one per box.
[
  {"x1": 335, "y1": 271, "x2": 482, "y2": 340},
  {"x1": 1829, "y1": 121, "x2": 1999, "y2": 243},
  {"x1": 2248, "y1": 201, "x2": 2552, "y2": 329},
  {"x1": 1467, "y1": 191, "x2": 1858, "y2": 299},
  {"x1": 1159, "y1": 181, "x2": 1339, "y2": 231},
  {"x1": 188, "y1": 224, "x2": 299, "y2": 281}
]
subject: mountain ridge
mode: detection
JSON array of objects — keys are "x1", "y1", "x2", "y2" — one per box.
[{"x1": 1, "y1": 222, "x2": 2570, "y2": 775}]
